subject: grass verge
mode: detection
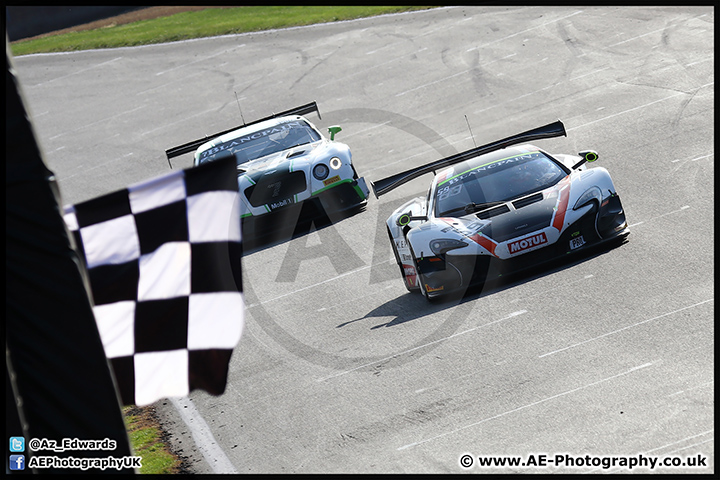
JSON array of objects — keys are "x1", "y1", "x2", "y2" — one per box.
[
  {"x1": 123, "y1": 405, "x2": 189, "y2": 474},
  {"x1": 10, "y1": 6, "x2": 435, "y2": 56}
]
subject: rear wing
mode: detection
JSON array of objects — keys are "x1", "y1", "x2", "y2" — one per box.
[
  {"x1": 165, "y1": 101, "x2": 321, "y2": 167},
  {"x1": 370, "y1": 120, "x2": 566, "y2": 198}
]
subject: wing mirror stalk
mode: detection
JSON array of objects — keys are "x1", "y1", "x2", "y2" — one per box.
[
  {"x1": 396, "y1": 212, "x2": 428, "y2": 227},
  {"x1": 572, "y1": 150, "x2": 599, "y2": 170},
  {"x1": 328, "y1": 126, "x2": 342, "y2": 141}
]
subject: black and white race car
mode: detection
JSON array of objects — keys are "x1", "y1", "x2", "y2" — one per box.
[
  {"x1": 372, "y1": 120, "x2": 629, "y2": 301},
  {"x1": 166, "y1": 102, "x2": 369, "y2": 237}
]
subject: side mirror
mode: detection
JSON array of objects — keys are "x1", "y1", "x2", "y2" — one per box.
[
  {"x1": 571, "y1": 150, "x2": 599, "y2": 170},
  {"x1": 396, "y1": 211, "x2": 428, "y2": 227},
  {"x1": 328, "y1": 125, "x2": 342, "y2": 141}
]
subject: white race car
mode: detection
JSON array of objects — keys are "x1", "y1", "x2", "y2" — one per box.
[
  {"x1": 166, "y1": 102, "x2": 369, "y2": 237},
  {"x1": 372, "y1": 121, "x2": 629, "y2": 301}
]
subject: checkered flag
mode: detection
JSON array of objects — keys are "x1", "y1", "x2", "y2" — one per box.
[{"x1": 63, "y1": 157, "x2": 244, "y2": 406}]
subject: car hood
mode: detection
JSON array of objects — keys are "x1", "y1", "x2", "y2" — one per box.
[
  {"x1": 239, "y1": 143, "x2": 320, "y2": 182},
  {"x1": 440, "y1": 191, "x2": 558, "y2": 243}
]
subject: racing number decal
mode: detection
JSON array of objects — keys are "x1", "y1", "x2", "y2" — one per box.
[
  {"x1": 439, "y1": 218, "x2": 499, "y2": 257},
  {"x1": 436, "y1": 184, "x2": 463, "y2": 201}
]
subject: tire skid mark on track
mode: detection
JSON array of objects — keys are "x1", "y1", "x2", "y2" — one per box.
[
  {"x1": 317, "y1": 310, "x2": 527, "y2": 382},
  {"x1": 398, "y1": 362, "x2": 654, "y2": 451}
]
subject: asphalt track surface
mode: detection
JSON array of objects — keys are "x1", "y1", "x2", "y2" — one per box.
[{"x1": 13, "y1": 6, "x2": 714, "y2": 474}]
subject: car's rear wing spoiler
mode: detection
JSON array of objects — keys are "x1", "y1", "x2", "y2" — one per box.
[
  {"x1": 164, "y1": 101, "x2": 321, "y2": 167},
  {"x1": 370, "y1": 120, "x2": 566, "y2": 198}
]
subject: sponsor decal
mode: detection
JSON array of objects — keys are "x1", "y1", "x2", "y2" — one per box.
[
  {"x1": 508, "y1": 232, "x2": 548, "y2": 254},
  {"x1": 403, "y1": 264, "x2": 417, "y2": 287},
  {"x1": 439, "y1": 151, "x2": 543, "y2": 186},
  {"x1": 436, "y1": 169, "x2": 452, "y2": 184},
  {"x1": 200, "y1": 121, "x2": 304, "y2": 160},
  {"x1": 235, "y1": 122, "x2": 303, "y2": 144},
  {"x1": 439, "y1": 218, "x2": 489, "y2": 237},
  {"x1": 269, "y1": 198, "x2": 294, "y2": 210},
  {"x1": 323, "y1": 175, "x2": 341, "y2": 186}
]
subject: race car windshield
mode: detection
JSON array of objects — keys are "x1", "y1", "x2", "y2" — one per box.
[
  {"x1": 434, "y1": 151, "x2": 566, "y2": 217},
  {"x1": 197, "y1": 120, "x2": 322, "y2": 165}
]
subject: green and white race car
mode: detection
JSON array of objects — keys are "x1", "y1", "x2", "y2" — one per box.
[{"x1": 166, "y1": 102, "x2": 369, "y2": 237}]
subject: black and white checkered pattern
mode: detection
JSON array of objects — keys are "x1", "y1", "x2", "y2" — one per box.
[{"x1": 63, "y1": 157, "x2": 244, "y2": 406}]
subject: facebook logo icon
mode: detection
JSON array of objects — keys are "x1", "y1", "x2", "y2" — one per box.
[{"x1": 9, "y1": 454, "x2": 25, "y2": 470}]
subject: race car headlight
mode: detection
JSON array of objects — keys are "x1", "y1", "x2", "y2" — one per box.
[
  {"x1": 430, "y1": 238, "x2": 468, "y2": 255},
  {"x1": 329, "y1": 157, "x2": 343, "y2": 170},
  {"x1": 573, "y1": 186, "x2": 602, "y2": 210},
  {"x1": 313, "y1": 163, "x2": 329, "y2": 181}
]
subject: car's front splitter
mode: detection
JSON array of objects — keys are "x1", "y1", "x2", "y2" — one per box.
[{"x1": 417, "y1": 208, "x2": 629, "y2": 299}]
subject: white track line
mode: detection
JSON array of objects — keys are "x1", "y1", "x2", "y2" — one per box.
[
  {"x1": 539, "y1": 299, "x2": 713, "y2": 358},
  {"x1": 169, "y1": 397, "x2": 238, "y2": 474}
]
